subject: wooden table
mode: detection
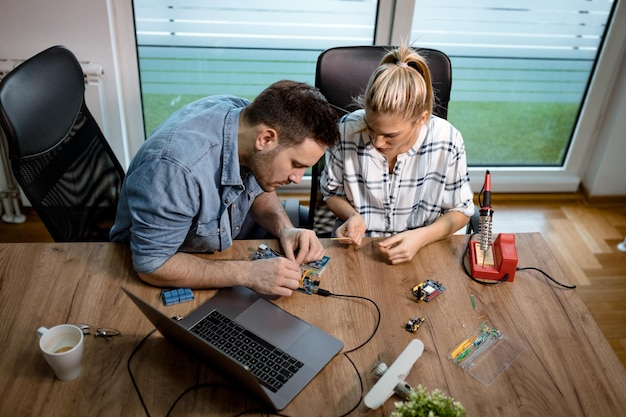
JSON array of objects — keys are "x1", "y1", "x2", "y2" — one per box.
[{"x1": 0, "y1": 233, "x2": 624, "y2": 416}]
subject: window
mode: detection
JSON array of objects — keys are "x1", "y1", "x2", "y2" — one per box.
[
  {"x1": 133, "y1": 0, "x2": 378, "y2": 135},
  {"x1": 132, "y1": 0, "x2": 619, "y2": 192},
  {"x1": 408, "y1": 0, "x2": 616, "y2": 167}
]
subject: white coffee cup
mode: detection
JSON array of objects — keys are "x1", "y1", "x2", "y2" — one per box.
[{"x1": 37, "y1": 324, "x2": 84, "y2": 381}]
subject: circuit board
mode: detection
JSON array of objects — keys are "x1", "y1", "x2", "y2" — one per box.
[
  {"x1": 411, "y1": 279, "x2": 446, "y2": 302},
  {"x1": 252, "y1": 244, "x2": 330, "y2": 295}
]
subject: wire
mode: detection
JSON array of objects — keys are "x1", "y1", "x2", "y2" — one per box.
[
  {"x1": 127, "y1": 328, "x2": 157, "y2": 417},
  {"x1": 316, "y1": 290, "x2": 381, "y2": 352},
  {"x1": 314, "y1": 290, "x2": 382, "y2": 416},
  {"x1": 166, "y1": 384, "x2": 288, "y2": 417},
  {"x1": 516, "y1": 266, "x2": 576, "y2": 289},
  {"x1": 477, "y1": 183, "x2": 485, "y2": 208}
]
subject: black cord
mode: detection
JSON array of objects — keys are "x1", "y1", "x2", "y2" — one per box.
[
  {"x1": 317, "y1": 291, "x2": 381, "y2": 352},
  {"x1": 166, "y1": 384, "x2": 289, "y2": 417},
  {"x1": 128, "y1": 330, "x2": 280, "y2": 417},
  {"x1": 516, "y1": 266, "x2": 576, "y2": 289},
  {"x1": 477, "y1": 184, "x2": 485, "y2": 208},
  {"x1": 314, "y1": 290, "x2": 382, "y2": 417},
  {"x1": 127, "y1": 328, "x2": 157, "y2": 417}
]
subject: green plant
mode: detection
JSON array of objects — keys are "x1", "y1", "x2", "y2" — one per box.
[{"x1": 390, "y1": 385, "x2": 465, "y2": 417}]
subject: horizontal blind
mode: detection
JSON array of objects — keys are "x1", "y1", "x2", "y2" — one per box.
[{"x1": 410, "y1": 0, "x2": 615, "y2": 102}]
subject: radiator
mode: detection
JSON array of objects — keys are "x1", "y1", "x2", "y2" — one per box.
[{"x1": 0, "y1": 58, "x2": 103, "y2": 224}]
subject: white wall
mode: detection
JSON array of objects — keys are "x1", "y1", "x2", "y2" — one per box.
[
  {"x1": 0, "y1": 0, "x2": 624, "y2": 197},
  {"x1": 0, "y1": 0, "x2": 145, "y2": 170},
  {"x1": 581, "y1": 1, "x2": 626, "y2": 197}
]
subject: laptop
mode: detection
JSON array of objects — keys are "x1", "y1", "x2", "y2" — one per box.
[{"x1": 122, "y1": 286, "x2": 344, "y2": 410}]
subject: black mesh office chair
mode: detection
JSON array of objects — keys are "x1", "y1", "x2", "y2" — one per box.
[
  {"x1": 0, "y1": 45, "x2": 125, "y2": 241},
  {"x1": 309, "y1": 45, "x2": 471, "y2": 235}
]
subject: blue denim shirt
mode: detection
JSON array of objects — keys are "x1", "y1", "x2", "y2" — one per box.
[{"x1": 110, "y1": 96, "x2": 264, "y2": 274}]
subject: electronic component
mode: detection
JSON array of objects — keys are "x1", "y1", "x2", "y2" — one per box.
[
  {"x1": 298, "y1": 270, "x2": 321, "y2": 295},
  {"x1": 161, "y1": 288, "x2": 194, "y2": 306},
  {"x1": 252, "y1": 243, "x2": 283, "y2": 260},
  {"x1": 252, "y1": 244, "x2": 330, "y2": 295},
  {"x1": 411, "y1": 279, "x2": 446, "y2": 302},
  {"x1": 304, "y1": 255, "x2": 331, "y2": 277},
  {"x1": 449, "y1": 322, "x2": 503, "y2": 365},
  {"x1": 405, "y1": 316, "x2": 425, "y2": 333}
]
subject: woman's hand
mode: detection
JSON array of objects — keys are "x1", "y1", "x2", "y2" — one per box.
[{"x1": 335, "y1": 213, "x2": 366, "y2": 245}]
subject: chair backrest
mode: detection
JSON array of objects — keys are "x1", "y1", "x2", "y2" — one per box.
[
  {"x1": 309, "y1": 46, "x2": 452, "y2": 234},
  {"x1": 315, "y1": 46, "x2": 452, "y2": 118},
  {"x1": 0, "y1": 45, "x2": 125, "y2": 241}
]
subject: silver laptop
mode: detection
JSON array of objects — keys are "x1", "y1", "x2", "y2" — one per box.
[{"x1": 122, "y1": 286, "x2": 343, "y2": 410}]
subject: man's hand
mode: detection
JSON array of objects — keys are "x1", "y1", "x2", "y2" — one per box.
[
  {"x1": 335, "y1": 213, "x2": 366, "y2": 246},
  {"x1": 245, "y1": 257, "x2": 303, "y2": 297},
  {"x1": 138, "y1": 252, "x2": 304, "y2": 297},
  {"x1": 279, "y1": 227, "x2": 325, "y2": 265}
]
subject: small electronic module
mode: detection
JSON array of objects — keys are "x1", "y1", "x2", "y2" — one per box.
[{"x1": 411, "y1": 279, "x2": 446, "y2": 302}]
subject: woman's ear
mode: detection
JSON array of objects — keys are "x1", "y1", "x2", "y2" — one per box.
[{"x1": 418, "y1": 110, "x2": 429, "y2": 125}]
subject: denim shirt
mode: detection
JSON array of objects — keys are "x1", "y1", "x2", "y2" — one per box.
[{"x1": 110, "y1": 96, "x2": 264, "y2": 274}]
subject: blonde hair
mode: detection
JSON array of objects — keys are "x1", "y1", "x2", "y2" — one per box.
[{"x1": 357, "y1": 45, "x2": 434, "y2": 121}]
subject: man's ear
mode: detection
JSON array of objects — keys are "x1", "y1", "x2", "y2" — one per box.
[
  {"x1": 255, "y1": 126, "x2": 279, "y2": 151},
  {"x1": 417, "y1": 110, "x2": 429, "y2": 126}
]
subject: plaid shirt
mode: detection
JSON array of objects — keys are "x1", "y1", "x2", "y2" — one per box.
[{"x1": 321, "y1": 110, "x2": 474, "y2": 237}]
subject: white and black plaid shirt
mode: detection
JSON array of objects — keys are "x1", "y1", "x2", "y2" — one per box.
[{"x1": 321, "y1": 110, "x2": 474, "y2": 237}]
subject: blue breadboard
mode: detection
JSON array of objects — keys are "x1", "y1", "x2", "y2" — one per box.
[{"x1": 161, "y1": 288, "x2": 194, "y2": 306}]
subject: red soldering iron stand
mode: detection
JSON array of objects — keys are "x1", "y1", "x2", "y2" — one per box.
[{"x1": 469, "y1": 233, "x2": 518, "y2": 282}]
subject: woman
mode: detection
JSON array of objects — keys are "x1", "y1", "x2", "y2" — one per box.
[{"x1": 321, "y1": 45, "x2": 474, "y2": 264}]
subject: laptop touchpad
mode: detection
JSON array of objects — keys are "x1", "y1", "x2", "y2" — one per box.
[{"x1": 236, "y1": 299, "x2": 310, "y2": 351}]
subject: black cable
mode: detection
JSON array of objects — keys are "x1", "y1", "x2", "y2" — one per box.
[
  {"x1": 129, "y1": 330, "x2": 280, "y2": 417},
  {"x1": 316, "y1": 291, "x2": 381, "y2": 352},
  {"x1": 166, "y1": 384, "x2": 288, "y2": 417},
  {"x1": 127, "y1": 328, "x2": 157, "y2": 417},
  {"x1": 516, "y1": 266, "x2": 576, "y2": 289},
  {"x1": 337, "y1": 353, "x2": 363, "y2": 417},
  {"x1": 167, "y1": 383, "x2": 240, "y2": 417},
  {"x1": 314, "y1": 290, "x2": 381, "y2": 416}
]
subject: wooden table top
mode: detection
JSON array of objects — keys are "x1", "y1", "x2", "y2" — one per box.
[{"x1": 0, "y1": 233, "x2": 624, "y2": 417}]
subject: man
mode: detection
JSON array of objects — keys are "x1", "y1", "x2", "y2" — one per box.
[{"x1": 111, "y1": 80, "x2": 340, "y2": 296}]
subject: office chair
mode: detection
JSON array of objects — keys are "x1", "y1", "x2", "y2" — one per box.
[
  {"x1": 309, "y1": 45, "x2": 464, "y2": 235},
  {"x1": 0, "y1": 45, "x2": 125, "y2": 241}
]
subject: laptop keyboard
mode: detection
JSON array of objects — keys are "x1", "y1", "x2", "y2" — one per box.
[{"x1": 190, "y1": 310, "x2": 304, "y2": 392}]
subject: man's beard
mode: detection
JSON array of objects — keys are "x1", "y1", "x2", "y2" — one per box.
[{"x1": 248, "y1": 148, "x2": 280, "y2": 192}]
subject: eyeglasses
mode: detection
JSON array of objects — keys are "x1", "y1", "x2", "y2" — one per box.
[{"x1": 74, "y1": 323, "x2": 121, "y2": 337}]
